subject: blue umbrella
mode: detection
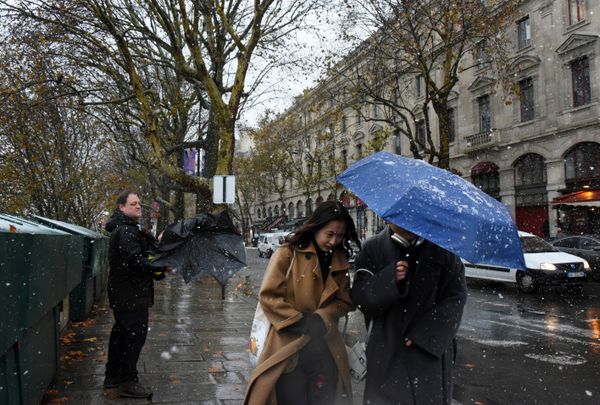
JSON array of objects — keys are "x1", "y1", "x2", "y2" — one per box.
[{"x1": 337, "y1": 151, "x2": 525, "y2": 269}]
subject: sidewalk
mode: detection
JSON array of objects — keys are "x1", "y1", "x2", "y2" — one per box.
[{"x1": 41, "y1": 273, "x2": 366, "y2": 404}]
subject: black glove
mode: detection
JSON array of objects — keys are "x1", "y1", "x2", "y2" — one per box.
[
  {"x1": 282, "y1": 312, "x2": 327, "y2": 338},
  {"x1": 304, "y1": 312, "x2": 327, "y2": 338}
]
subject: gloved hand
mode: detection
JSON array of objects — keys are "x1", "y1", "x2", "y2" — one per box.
[
  {"x1": 304, "y1": 312, "x2": 327, "y2": 338},
  {"x1": 282, "y1": 312, "x2": 327, "y2": 338},
  {"x1": 151, "y1": 267, "x2": 167, "y2": 280}
]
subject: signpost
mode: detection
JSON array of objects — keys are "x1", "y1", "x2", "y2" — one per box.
[{"x1": 213, "y1": 175, "x2": 236, "y2": 204}]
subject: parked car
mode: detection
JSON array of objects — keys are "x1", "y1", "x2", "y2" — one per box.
[
  {"x1": 463, "y1": 231, "x2": 591, "y2": 293},
  {"x1": 257, "y1": 232, "x2": 288, "y2": 258},
  {"x1": 551, "y1": 235, "x2": 600, "y2": 282}
]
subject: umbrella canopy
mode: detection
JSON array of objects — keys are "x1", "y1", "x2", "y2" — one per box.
[
  {"x1": 151, "y1": 210, "x2": 246, "y2": 285},
  {"x1": 337, "y1": 151, "x2": 525, "y2": 269}
]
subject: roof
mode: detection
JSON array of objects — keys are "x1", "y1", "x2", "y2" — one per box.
[
  {"x1": 0, "y1": 213, "x2": 69, "y2": 235},
  {"x1": 550, "y1": 190, "x2": 600, "y2": 207},
  {"x1": 33, "y1": 215, "x2": 105, "y2": 238}
]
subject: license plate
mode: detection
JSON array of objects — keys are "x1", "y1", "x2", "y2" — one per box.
[{"x1": 567, "y1": 272, "x2": 585, "y2": 278}]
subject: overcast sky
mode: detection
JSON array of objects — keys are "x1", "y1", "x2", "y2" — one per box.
[{"x1": 238, "y1": 3, "x2": 362, "y2": 128}]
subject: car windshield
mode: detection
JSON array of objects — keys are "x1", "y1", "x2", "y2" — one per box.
[{"x1": 520, "y1": 235, "x2": 559, "y2": 253}]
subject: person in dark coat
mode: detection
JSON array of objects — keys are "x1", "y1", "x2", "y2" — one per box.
[
  {"x1": 103, "y1": 191, "x2": 167, "y2": 399},
  {"x1": 351, "y1": 223, "x2": 467, "y2": 405}
]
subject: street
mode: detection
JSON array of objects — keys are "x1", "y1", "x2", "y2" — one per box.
[
  {"x1": 42, "y1": 247, "x2": 600, "y2": 404},
  {"x1": 455, "y1": 279, "x2": 600, "y2": 404},
  {"x1": 249, "y1": 247, "x2": 600, "y2": 404}
]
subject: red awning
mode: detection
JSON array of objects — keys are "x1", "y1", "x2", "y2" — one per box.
[
  {"x1": 551, "y1": 190, "x2": 600, "y2": 207},
  {"x1": 470, "y1": 161, "x2": 499, "y2": 176}
]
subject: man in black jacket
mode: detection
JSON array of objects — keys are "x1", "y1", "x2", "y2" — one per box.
[
  {"x1": 350, "y1": 223, "x2": 466, "y2": 405},
  {"x1": 103, "y1": 191, "x2": 167, "y2": 398}
]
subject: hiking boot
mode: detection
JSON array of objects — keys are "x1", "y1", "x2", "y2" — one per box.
[
  {"x1": 118, "y1": 380, "x2": 153, "y2": 399},
  {"x1": 103, "y1": 375, "x2": 122, "y2": 389}
]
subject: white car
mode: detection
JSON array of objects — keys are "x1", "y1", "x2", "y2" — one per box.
[
  {"x1": 257, "y1": 232, "x2": 288, "y2": 258},
  {"x1": 464, "y1": 231, "x2": 591, "y2": 293}
]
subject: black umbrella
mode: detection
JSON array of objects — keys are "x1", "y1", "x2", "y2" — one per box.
[{"x1": 151, "y1": 210, "x2": 246, "y2": 286}]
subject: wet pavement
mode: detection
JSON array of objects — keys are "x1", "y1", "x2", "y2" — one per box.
[
  {"x1": 454, "y1": 280, "x2": 600, "y2": 405},
  {"x1": 41, "y1": 248, "x2": 368, "y2": 404}
]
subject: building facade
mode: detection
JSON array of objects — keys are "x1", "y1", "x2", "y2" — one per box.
[{"x1": 250, "y1": 0, "x2": 600, "y2": 241}]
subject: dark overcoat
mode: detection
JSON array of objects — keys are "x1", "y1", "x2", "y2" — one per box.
[
  {"x1": 351, "y1": 226, "x2": 467, "y2": 405},
  {"x1": 105, "y1": 210, "x2": 161, "y2": 312},
  {"x1": 244, "y1": 242, "x2": 354, "y2": 405}
]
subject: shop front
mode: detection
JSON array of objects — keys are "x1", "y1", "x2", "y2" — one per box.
[{"x1": 552, "y1": 190, "x2": 600, "y2": 236}]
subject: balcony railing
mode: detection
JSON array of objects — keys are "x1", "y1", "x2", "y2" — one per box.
[{"x1": 465, "y1": 130, "x2": 497, "y2": 152}]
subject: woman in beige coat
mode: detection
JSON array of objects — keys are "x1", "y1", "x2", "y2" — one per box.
[{"x1": 245, "y1": 201, "x2": 361, "y2": 405}]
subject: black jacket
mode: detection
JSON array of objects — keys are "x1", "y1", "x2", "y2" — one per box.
[
  {"x1": 106, "y1": 210, "x2": 163, "y2": 312},
  {"x1": 350, "y1": 226, "x2": 467, "y2": 405}
]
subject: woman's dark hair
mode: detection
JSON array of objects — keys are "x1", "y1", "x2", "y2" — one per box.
[
  {"x1": 116, "y1": 190, "x2": 136, "y2": 207},
  {"x1": 287, "y1": 200, "x2": 361, "y2": 254}
]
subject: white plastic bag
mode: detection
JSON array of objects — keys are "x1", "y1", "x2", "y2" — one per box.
[
  {"x1": 248, "y1": 249, "x2": 295, "y2": 368},
  {"x1": 249, "y1": 302, "x2": 270, "y2": 368},
  {"x1": 346, "y1": 340, "x2": 368, "y2": 380}
]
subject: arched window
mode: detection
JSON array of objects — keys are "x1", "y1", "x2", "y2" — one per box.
[
  {"x1": 256, "y1": 208, "x2": 261, "y2": 219},
  {"x1": 514, "y1": 153, "x2": 546, "y2": 187},
  {"x1": 267, "y1": 207, "x2": 273, "y2": 218},
  {"x1": 281, "y1": 204, "x2": 286, "y2": 219},
  {"x1": 471, "y1": 161, "x2": 500, "y2": 200},
  {"x1": 316, "y1": 195, "x2": 324, "y2": 207},
  {"x1": 564, "y1": 142, "x2": 600, "y2": 186},
  {"x1": 327, "y1": 192, "x2": 336, "y2": 201},
  {"x1": 305, "y1": 199, "x2": 313, "y2": 216},
  {"x1": 262, "y1": 207, "x2": 266, "y2": 218},
  {"x1": 274, "y1": 206, "x2": 279, "y2": 216},
  {"x1": 288, "y1": 202, "x2": 294, "y2": 218},
  {"x1": 296, "y1": 200, "x2": 304, "y2": 218}
]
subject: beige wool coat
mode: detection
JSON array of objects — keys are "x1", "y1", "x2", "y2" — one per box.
[{"x1": 244, "y1": 242, "x2": 354, "y2": 405}]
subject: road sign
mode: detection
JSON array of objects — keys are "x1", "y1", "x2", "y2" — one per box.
[{"x1": 213, "y1": 175, "x2": 236, "y2": 204}]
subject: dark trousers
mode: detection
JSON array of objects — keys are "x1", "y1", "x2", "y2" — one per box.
[
  {"x1": 105, "y1": 308, "x2": 149, "y2": 382},
  {"x1": 276, "y1": 339, "x2": 338, "y2": 405}
]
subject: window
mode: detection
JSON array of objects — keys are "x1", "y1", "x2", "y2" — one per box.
[
  {"x1": 478, "y1": 95, "x2": 491, "y2": 133},
  {"x1": 356, "y1": 109, "x2": 362, "y2": 126},
  {"x1": 393, "y1": 128, "x2": 402, "y2": 155},
  {"x1": 341, "y1": 149, "x2": 347, "y2": 169},
  {"x1": 476, "y1": 40, "x2": 488, "y2": 66},
  {"x1": 553, "y1": 237, "x2": 578, "y2": 248},
  {"x1": 581, "y1": 237, "x2": 600, "y2": 250},
  {"x1": 447, "y1": 108, "x2": 456, "y2": 143},
  {"x1": 571, "y1": 57, "x2": 591, "y2": 107},
  {"x1": 514, "y1": 154, "x2": 546, "y2": 187},
  {"x1": 356, "y1": 143, "x2": 363, "y2": 159},
  {"x1": 341, "y1": 115, "x2": 347, "y2": 133},
  {"x1": 471, "y1": 162, "x2": 500, "y2": 200},
  {"x1": 565, "y1": 142, "x2": 600, "y2": 181},
  {"x1": 416, "y1": 120, "x2": 426, "y2": 149},
  {"x1": 568, "y1": 0, "x2": 586, "y2": 25},
  {"x1": 517, "y1": 16, "x2": 531, "y2": 49},
  {"x1": 519, "y1": 77, "x2": 535, "y2": 121},
  {"x1": 373, "y1": 103, "x2": 380, "y2": 118},
  {"x1": 416, "y1": 75, "x2": 425, "y2": 97}
]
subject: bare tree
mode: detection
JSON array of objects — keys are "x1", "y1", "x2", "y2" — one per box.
[{"x1": 336, "y1": 0, "x2": 522, "y2": 168}]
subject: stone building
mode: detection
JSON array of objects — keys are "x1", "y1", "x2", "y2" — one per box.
[{"x1": 250, "y1": 0, "x2": 600, "y2": 240}]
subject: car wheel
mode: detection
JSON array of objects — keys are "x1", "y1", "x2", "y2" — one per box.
[
  {"x1": 258, "y1": 250, "x2": 263, "y2": 258},
  {"x1": 267, "y1": 250, "x2": 273, "y2": 258},
  {"x1": 517, "y1": 271, "x2": 538, "y2": 294}
]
